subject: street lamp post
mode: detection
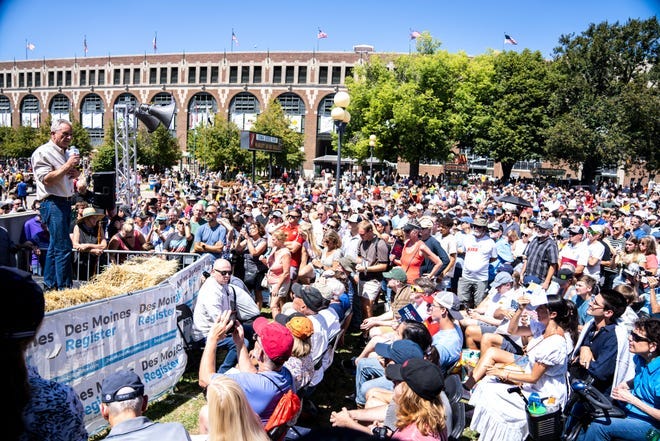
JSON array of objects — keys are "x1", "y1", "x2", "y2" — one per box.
[
  {"x1": 331, "y1": 91, "x2": 351, "y2": 200},
  {"x1": 369, "y1": 134, "x2": 376, "y2": 185}
]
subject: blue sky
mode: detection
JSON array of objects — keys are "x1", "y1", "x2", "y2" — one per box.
[{"x1": 0, "y1": 0, "x2": 657, "y2": 61}]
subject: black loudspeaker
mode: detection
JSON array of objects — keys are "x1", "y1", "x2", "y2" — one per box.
[
  {"x1": 92, "y1": 172, "x2": 116, "y2": 210},
  {"x1": 135, "y1": 102, "x2": 176, "y2": 132}
]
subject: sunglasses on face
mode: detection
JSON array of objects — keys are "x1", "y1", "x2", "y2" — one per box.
[
  {"x1": 213, "y1": 269, "x2": 232, "y2": 276},
  {"x1": 630, "y1": 331, "x2": 651, "y2": 343}
]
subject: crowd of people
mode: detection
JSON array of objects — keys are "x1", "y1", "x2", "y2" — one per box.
[{"x1": 3, "y1": 120, "x2": 660, "y2": 440}]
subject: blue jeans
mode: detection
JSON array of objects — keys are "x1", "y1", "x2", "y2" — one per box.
[
  {"x1": 355, "y1": 357, "x2": 388, "y2": 405},
  {"x1": 40, "y1": 198, "x2": 73, "y2": 290},
  {"x1": 577, "y1": 415, "x2": 655, "y2": 441},
  {"x1": 215, "y1": 336, "x2": 240, "y2": 374}
]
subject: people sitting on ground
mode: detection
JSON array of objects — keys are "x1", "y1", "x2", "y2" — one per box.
[
  {"x1": 353, "y1": 337, "x2": 424, "y2": 408},
  {"x1": 198, "y1": 312, "x2": 295, "y2": 426},
  {"x1": 276, "y1": 313, "x2": 316, "y2": 391},
  {"x1": 576, "y1": 317, "x2": 660, "y2": 441},
  {"x1": 465, "y1": 294, "x2": 578, "y2": 441},
  {"x1": 331, "y1": 358, "x2": 448, "y2": 440},
  {"x1": 427, "y1": 291, "x2": 464, "y2": 372},
  {"x1": 461, "y1": 271, "x2": 515, "y2": 350},
  {"x1": 193, "y1": 375, "x2": 269, "y2": 441},
  {"x1": 100, "y1": 369, "x2": 192, "y2": 440}
]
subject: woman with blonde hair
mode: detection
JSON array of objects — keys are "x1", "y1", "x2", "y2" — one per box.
[
  {"x1": 281, "y1": 314, "x2": 315, "y2": 391},
  {"x1": 198, "y1": 375, "x2": 269, "y2": 441},
  {"x1": 331, "y1": 358, "x2": 447, "y2": 440},
  {"x1": 639, "y1": 236, "x2": 658, "y2": 273},
  {"x1": 265, "y1": 229, "x2": 291, "y2": 317}
]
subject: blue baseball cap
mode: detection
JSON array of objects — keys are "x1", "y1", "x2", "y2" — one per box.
[{"x1": 375, "y1": 339, "x2": 423, "y2": 364}]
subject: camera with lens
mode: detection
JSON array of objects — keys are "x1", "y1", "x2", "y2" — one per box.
[{"x1": 372, "y1": 426, "x2": 391, "y2": 440}]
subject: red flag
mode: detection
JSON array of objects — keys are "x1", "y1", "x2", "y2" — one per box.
[{"x1": 317, "y1": 28, "x2": 328, "y2": 39}]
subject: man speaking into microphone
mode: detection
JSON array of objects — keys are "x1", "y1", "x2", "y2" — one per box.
[{"x1": 31, "y1": 119, "x2": 81, "y2": 290}]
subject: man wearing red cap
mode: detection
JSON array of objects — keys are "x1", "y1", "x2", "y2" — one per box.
[{"x1": 199, "y1": 311, "x2": 294, "y2": 424}]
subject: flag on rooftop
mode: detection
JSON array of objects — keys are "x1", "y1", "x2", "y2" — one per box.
[
  {"x1": 26, "y1": 42, "x2": 35, "y2": 51},
  {"x1": 504, "y1": 34, "x2": 518, "y2": 45},
  {"x1": 83, "y1": 36, "x2": 88, "y2": 55},
  {"x1": 153, "y1": 32, "x2": 157, "y2": 51},
  {"x1": 317, "y1": 28, "x2": 328, "y2": 39},
  {"x1": 232, "y1": 30, "x2": 239, "y2": 45},
  {"x1": 410, "y1": 29, "x2": 421, "y2": 40}
]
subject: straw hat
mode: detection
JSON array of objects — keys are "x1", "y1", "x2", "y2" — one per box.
[{"x1": 77, "y1": 207, "x2": 104, "y2": 224}]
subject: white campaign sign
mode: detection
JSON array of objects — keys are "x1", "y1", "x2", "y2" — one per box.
[{"x1": 25, "y1": 255, "x2": 211, "y2": 435}]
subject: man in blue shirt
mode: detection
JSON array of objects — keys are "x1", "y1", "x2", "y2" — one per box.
[
  {"x1": 571, "y1": 289, "x2": 627, "y2": 394},
  {"x1": 193, "y1": 205, "x2": 227, "y2": 261}
]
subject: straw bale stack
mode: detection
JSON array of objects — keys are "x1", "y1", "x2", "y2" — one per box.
[{"x1": 45, "y1": 257, "x2": 179, "y2": 312}]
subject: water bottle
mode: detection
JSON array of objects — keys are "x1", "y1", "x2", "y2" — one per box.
[
  {"x1": 647, "y1": 428, "x2": 660, "y2": 441},
  {"x1": 527, "y1": 392, "x2": 546, "y2": 415}
]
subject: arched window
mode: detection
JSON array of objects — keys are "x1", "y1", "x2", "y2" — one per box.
[
  {"x1": 20, "y1": 95, "x2": 40, "y2": 128},
  {"x1": 188, "y1": 92, "x2": 217, "y2": 130},
  {"x1": 114, "y1": 93, "x2": 138, "y2": 129},
  {"x1": 49, "y1": 94, "x2": 71, "y2": 122},
  {"x1": 229, "y1": 92, "x2": 260, "y2": 130},
  {"x1": 0, "y1": 95, "x2": 11, "y2": 127},
  {"x1": 276, "y1": 92, "x2": 305, "y2": 133},
  {"x1": 317, "y1": 94, "x2": 335, "y2": 134},
  {"x1": 81, "y1": 93, "x2": 104, "y2": 145},
  {"x1": 152, "y1": 92, "x2": 176, "y2": 134}
]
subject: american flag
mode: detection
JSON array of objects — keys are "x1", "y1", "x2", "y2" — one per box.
[
  {"x1": 232, "y1": 31, "x2": 239, "y2": 45},
  {"x1": 26, "y1": 42, "x2": 35, "y2": 51},
  {"x1": 83, "y1": 36, "x2": 88, "y2": 55},
  {"x1": 153, "y1": 33, "x2": 157, "y2": 51},
  {"x1": 410, "y1": 30, "x2": 421, "y2": 40},
  {"x1": 504, "y1": 34, "x2": 518, "y2": 45},
  {"x1": 317, "y1": 28, "x2": 328, "y2": 39}
]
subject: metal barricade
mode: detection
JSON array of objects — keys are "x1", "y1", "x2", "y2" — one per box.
[{"x1": 72, "y1": 250, "x2": 202, "y2": 284}]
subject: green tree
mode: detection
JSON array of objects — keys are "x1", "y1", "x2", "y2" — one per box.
[
  {"x1": 546, "y1": 17, "x2": 660, "y2": 183},
  {"x1": 137, "y1": 124, "x2": 181, "y2": 172},
  {"x1": 348, "y1": 50, "x2": 467, "y2": 177},
  {"x1": 91, "y1": 121, "x2": 117, "y2": 172},
  {"x1": 250, "y1": 100, "x2": 305, "y2": 171},
  {"x1": 189, "y1": 116, "x2": 246, "y2": 172},
  {"x1": 4, "y1": 125, "x2": 39, "y2": 157},
  {"x1": 470, "y1": 49, "x2": 553, "y2": 181}
]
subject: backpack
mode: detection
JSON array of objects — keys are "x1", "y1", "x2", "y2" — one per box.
[{"x1": 260, "y1": 374, "x2": 301, "y2": 440}]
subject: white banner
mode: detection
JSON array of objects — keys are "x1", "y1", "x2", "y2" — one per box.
[
  {"x1": 25, "y1": 255, "x2": 211, "y2": 435},
  {"x1": 286, "y1": 114, "x2": 303, "y2": 133},
  {"x1": 318, "y1": 115, "x2": 334, "y2": 134}
]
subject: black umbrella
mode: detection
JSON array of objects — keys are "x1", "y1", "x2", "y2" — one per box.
[{"x1": 497, "y1": 194, "x2": 533, "y2": 208}]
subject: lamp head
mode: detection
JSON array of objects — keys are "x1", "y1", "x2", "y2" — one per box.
[
  {"x1": 334, "y1": 91, "x2": 350, "y2": 108},
  {"x1": 331, "y1": 107, "x2": 346, "y2": 122}
]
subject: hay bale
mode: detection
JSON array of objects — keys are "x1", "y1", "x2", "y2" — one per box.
[{"x1": 45, "y1": 257, "x2": 179, "y2": 312}]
